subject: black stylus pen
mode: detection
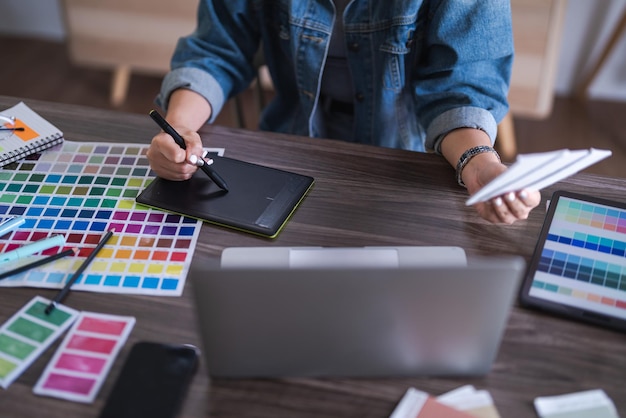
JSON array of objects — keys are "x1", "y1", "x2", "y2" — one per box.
[{"x1": 149, "y1": 109, "x2": 229, "y2": 192}]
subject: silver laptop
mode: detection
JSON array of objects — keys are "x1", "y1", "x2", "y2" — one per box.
[
  {"x1": 220, "y1": 246, "x2": 468, "y2": 269},
  {"x1": 191, "y1": 249, "x2": 525, "y2": 378}
]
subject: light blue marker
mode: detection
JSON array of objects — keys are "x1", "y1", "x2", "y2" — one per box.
[
  {"x1": 0, "y1": 235, "x2": 66, "y2": 264},
  {"x1": 0, "y1": 216, "x2": 26, "y2": 237}
]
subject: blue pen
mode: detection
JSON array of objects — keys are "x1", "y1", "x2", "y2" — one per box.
[
  {"x1": 0, "y1": 216, "x2": 26, "y2": 237},
  {"x1": 0, "y1": 235, "x2": 66, "y2": 264}
]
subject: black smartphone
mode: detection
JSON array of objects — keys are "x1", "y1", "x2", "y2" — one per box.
[{"x1": 99, "y1": 341, "x2": 200, "y2": 418}]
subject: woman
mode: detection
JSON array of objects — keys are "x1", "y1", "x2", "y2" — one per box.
[{"x1": 147, "y1": 0, "x2": 540, "y2": 224}]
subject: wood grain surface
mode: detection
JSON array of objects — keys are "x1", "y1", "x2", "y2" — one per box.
[{"x1": 0, "y1": 96, "x2": 624, "y2": 418}]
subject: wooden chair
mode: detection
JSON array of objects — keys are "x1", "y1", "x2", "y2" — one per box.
[
  {"x1": 497, "y1": 0, "x2": 568, "y2": 160},
  {"x1": 62, "y1": 0, "x2": 262, "y2": 128},
  {"x1": 575, "y1": 7, "x2": 626, "y2": 99},
  {"x1": 61, "y1": 0, "x2": 197, "y2": 106}
]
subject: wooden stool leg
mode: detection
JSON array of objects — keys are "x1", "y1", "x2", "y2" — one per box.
[
  {"x1": 576, "y1": 9, "x2": 626, "y2": 100},
  {"x1": 231, "y1": 97, "x2": 245, "y2": 129},
  {"x1": 111, "y1": 65, "x2": 131, "y2": 107},
  {"x1": 496, "y1": 112, "x2": 517, "y2": 161}
]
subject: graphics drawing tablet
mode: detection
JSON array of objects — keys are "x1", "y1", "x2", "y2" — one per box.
[
  {"x1": 136, "y1": 156, "x2": 314, "y2": 238},
  {"x1": 520, "y1": 190, "x2": 626, "y2": 332}
]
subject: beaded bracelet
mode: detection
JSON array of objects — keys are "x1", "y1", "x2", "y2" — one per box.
[{"x1": 455, "y1": 145, "x2": 501, "y2": 187}]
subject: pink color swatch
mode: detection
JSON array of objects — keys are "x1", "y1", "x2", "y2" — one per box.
[{"x1": 33, "y1": 311, "x2": 135, "y2": 403}]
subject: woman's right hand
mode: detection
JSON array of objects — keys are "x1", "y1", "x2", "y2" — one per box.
[
  {"x1": 146, "y1": 126, "x2": 205, "y2": 181},
  {"x1": 146, "y1": 89, "x2": 213, "y2": 180}
]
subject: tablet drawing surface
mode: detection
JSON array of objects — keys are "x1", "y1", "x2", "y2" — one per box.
[{"x1": 136, "y1": 156, "x2": 314, "y2": 238}]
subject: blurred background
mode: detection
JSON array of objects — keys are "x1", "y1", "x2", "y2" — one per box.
[{"x1": 0, "y1": 0, "x2": 624, "y2": 177}]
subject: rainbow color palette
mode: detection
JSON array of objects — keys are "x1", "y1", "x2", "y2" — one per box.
[
  {"x1": 33, "y1": 311, "x2": 135, "y2": 403},
  {"x1": 523, "y1": 192, "x2": 626, "y2": 328},
  {"x1": 0, "y1": 141, "x2": 223, "y2": 296},
  {"x1": 0, "y1": 296, "x2": 79, "y2": 389}
]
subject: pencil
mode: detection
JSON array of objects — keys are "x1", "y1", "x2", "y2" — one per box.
[
  {"x1": 0, "y1": 248, "x2": 78, "y2": 281},
  {"x1": 45, "y1": 229, "x2": 115, "y2": 315}
]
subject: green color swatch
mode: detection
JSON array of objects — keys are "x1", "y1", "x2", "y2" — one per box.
[
  {"x1": 26, "y1": 302, "x2": 71, "y2": 326},
  {"x1": 0, "y1": 357, "x2": 17, "y2": 378},
  {"x1": 8, "y1": 318, "x2": 54, "y2": 343},
  {"x1": 0, "y1": 334, "x2": 36, "y2": 360}
]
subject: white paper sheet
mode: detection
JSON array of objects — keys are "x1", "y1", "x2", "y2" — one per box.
[{"x1": 465, "y1": 148, "x2": 612, "y2": 206}]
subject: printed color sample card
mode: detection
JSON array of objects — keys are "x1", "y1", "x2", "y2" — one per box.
[
  {"x1": 0, "y1": 296, "x2": 79, "y2": 389},
  {"x1": 0, "y1": 141, "x2": 209, "y2": 296},
  {"x1": 437, "y1": 385, "x2": 500, "y2": 418},
  {"x1": 390, "y1": 387, "x2": 474, "y2": 418},
  {"x1": 534, "y1": 389, "x2": 619, "y2": 418},
  {"x1": 33, "y1": 311, "x2": 135, "y2": 403}
]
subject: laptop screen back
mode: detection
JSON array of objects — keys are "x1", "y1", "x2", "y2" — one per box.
[{"x1": 191, "y1": 257, "x2": 525, "y2": 378}]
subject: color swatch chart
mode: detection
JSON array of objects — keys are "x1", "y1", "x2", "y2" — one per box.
[
  {"x1": 0, "y1": 296, "x2": 79, "y2": 389},
  {"x1": 553, "y1": 197, "x2": 626, "y2": 233},
  {"x1": 545, "y1": 229, "x2": 626, "y2": 257},
  {"x1": 533, "y1": 248, "x2": 626, "y2": 311},
  {"x1": 33, "y1": 311, "x2": 135, "y2": 403},
  {"x1": 0, "y1": 141, "x2": 203, "y2": 296},
  {"x1": 530, "y1": 196, "x2": 626, "y2": 317}
]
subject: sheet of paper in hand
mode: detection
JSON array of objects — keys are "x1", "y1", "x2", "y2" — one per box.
[{"x1": 466, "y1": 148, "x2": 612, "y2": 206}]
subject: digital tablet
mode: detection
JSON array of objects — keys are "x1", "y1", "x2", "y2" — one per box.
[
  {"x1": 520, "y1": 190, "x2": 626, "y2": 332},
  {"x1": 136, "y1": 156, "x2": 314, "y2": 238}
]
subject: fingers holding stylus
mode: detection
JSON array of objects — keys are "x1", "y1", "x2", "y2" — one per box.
[
  {"x1": 147, "y1": 130, "x2": 203, "y2": 181},
  {"x1": 147, "y1": 109, "x2": 208, "y2": 181}
]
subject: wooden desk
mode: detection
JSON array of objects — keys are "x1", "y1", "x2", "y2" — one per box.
[{"x1": 0, "y1": 96, "x2": 624, "y2": 417}]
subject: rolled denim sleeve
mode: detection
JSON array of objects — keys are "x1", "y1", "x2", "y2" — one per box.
[
  {"x1": 415, "y1": 0, "x2": 514, "y2": 152},
  {"x1": 156, "y1": 67, "x2": 226, "y2": 123},
  {"x1": 428, "y1": 107, "x2": 498, "y2": 154},
  {"x1": 156, "y1": 0, "x2": 259, "y2": 123}
]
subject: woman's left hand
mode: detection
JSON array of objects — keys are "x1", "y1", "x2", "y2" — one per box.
[{"x1": 465, "y1": 159, "x2": 541, "y2": 224}]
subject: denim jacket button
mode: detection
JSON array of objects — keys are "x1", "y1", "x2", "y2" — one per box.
[
  {"x1": 348, "y1": 42, "x2": 359, "y2": 52},
  {"x1": 355, "y1": 93, "x2": 364, "y2": 102}
]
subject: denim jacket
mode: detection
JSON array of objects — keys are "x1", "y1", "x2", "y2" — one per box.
[{"x1": 158, "y1": 0, "x2": 513, "y2": 153}]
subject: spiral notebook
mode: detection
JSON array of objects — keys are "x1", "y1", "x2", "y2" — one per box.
[{"x1": 0, "y1": 102, "x2": 64, "y2": 166}]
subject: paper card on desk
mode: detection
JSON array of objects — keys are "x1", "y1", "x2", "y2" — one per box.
[
  {"x1": 33, "y1": 311, "x2": 135, "y2": 403},
  {"x1": 437, "y1": 385, "x2": 501, "y2": 418},
  {"x1": 466, "y1": 148, "x2": 612, "y2": 206},
  {"x1": 534, "y1": 389, "x2": 619, "y2": 418},
  {"x1": 390, "y1": 388, "x2": 475, "y2": 418},
  {"x1": 0, "y1": 296, "x2": 79, "y2": 389},
  {"x1": 0, "y1": 102, "x2": 64, "y2": 166}
]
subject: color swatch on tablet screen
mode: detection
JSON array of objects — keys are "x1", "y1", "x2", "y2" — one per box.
[
  {"x1": 33, "y1": 311, "x2": 135, "y2": 403},
  {"x1": 0, "y1": 142, "x2": 222, "y2": 296},
  {"x1": 529, "y1": 195, "x2": 626, "y2": 318},
  {"x1": 0, "y1": 296, "x2": 79, "y2": 389}
]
